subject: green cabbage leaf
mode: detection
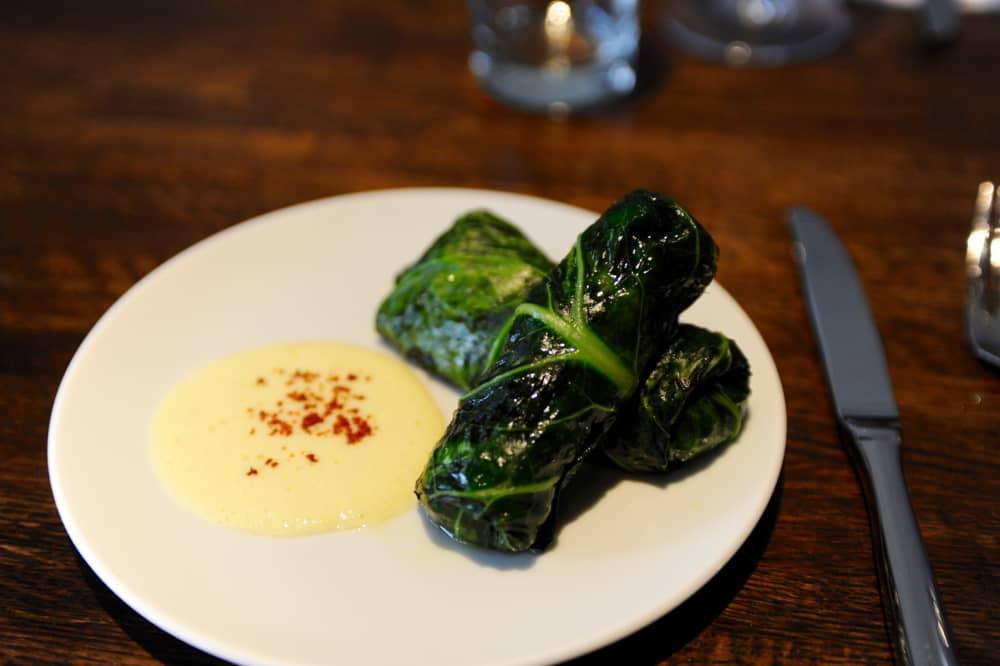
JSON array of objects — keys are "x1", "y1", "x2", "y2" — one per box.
[
  {"x1": 376, "y1": 210, "x2": 554, "y2": 391},
  {"x1": 601, "y1": 323, "x2": 750, "y2": 473},
  {"x1": 414, "y1": 190, "x2": 718, "y2": 551}
]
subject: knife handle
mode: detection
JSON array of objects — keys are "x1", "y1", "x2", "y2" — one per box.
[{"x1": 843, "y1": 419, "x2": 959, "y2": 666}]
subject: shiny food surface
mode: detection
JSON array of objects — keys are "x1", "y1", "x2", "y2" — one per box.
[{"x1": 150, "y1": 342, "x2": 444, "y2": 536}]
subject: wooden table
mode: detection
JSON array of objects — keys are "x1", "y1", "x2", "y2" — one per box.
[{"x1": 2, "y1": 2, "x2": 997, "y2": 664}]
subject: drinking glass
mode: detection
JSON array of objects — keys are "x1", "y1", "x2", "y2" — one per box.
[
  {"x1": 467, "y1": 0, "x2": 640, "y2": 113},
  {"x1": 663, "y1": 0, "x2": 851, "y2": 66}
]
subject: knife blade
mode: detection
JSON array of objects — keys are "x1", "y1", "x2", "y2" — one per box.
[{"x1": 788, "y1": 207, "x2": 959, "y2": 666}]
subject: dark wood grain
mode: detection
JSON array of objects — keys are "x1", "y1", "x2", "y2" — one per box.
[{"x1": 2, "y1": 2, "x2": 997, "y2": 664}]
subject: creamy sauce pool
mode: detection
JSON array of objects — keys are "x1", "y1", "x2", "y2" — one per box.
[{"x1": 150, "y1": 342, "x2": 444, "y2": 536}]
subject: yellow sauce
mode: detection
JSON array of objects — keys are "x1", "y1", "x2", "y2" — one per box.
[{"x1": 150, "y1": 342, "x2": 444, "y2": 536}]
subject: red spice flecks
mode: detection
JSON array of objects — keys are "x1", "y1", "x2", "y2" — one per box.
[
  {"x1": 301, "y1": 412, "x2": 323, "y2": 431},
  {"x1": 265, "y1": 457, "x2": 279, "y2": 468},
  {"x1": 246, "y1": 467, "x2": 259, "y2": 476},
  {"x1": 332, "y1": 413, "x2": 350, "y2": 433},
  {"x1": 306, "y1": 453, "x2": 318, "y2": 463},
  {"x1": 256, "y1": 377, "x2": 267, "y2": 386},
  {"x1": 323, "y1": 386, "x2": 350, "y2": 415},
  {"x1": 332, "y1": 412, "x2": 375, "y2": 444},
  {"x1": 267, "y1": 413, "x2": 293, "y2": 436},
  {"x1": 245, "y1": 367, "x2": 375, "y2": 443},
  {"x1": 286, "y1": 370, "x2": 319, "y2": 386},
  {"x1": 348, "y1": 415, "x2": 373, "y2": 443}
]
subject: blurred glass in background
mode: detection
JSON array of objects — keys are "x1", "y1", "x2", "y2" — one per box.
[
  {"x1": 663, "y1": 0, "x2": 852, "y2": 66},
  {"x1": 467, "y1": 0, "x2": 640, "y2": 113}
]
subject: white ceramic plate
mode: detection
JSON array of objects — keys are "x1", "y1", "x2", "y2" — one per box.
[{"x1": 49, "y1": 188, "x2": 786, "y2": 666}]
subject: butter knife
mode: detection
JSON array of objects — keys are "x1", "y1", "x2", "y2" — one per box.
[{"x1": 788, "y1": 207, "x2": 958, "y2": 666}]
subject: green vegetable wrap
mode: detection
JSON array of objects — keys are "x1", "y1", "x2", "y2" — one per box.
[
  {"x1": 375, "y1": 210, "x2": 554, "y2": 390},
  {"x1": 601, "y1": 324, "x2": 751, "y2": 472},
  {"x1": 415, "y1": 190, "x2": 718, "y2": 552}
]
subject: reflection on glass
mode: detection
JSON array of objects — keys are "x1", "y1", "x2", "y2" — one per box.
[
  {"x1": 544, "y1": 1, "x2": 573, "y2": 70},
  {"x1": 663, "y1": 0, "x2": 851, "y2": 66},
  {"x1": 467, "y1": 0, "x2": 640, "y2": 113}
]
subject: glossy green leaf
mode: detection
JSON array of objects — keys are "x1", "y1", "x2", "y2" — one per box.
[
  {"x1": 375, "y1": 210, "x2": 554, "y2": 390},
  {"x1": 601, "y1": 324, "x2": 751, "y2": 472},
  {"x1": 415, "y1": 190, "x2": 719, "y2": 551}
]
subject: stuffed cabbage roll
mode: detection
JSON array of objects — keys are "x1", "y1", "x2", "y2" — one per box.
[
  {"x1": 415, "y1": 190, "x2": 718, "y2": 551},
  {"x1": 601, "y1": 324, "x2": 750, "y2": 472},
  {"x1": 376, "y1": 210, "x2": 554, "y2": 390},
  {"x1": 376, "y1": 203, "x2": 751, "y2": 478}
]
